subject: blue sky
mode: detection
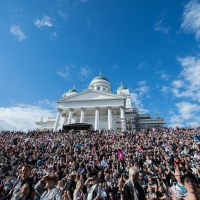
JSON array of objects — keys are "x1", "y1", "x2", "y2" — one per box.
[{"x1": 1, "y1": 0, "x2": 200, "y2": 131}]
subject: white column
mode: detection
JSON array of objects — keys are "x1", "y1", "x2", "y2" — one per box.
[
  {"x1": 108, "y1": 106, "x2": 112, "y2": 130},
  {"x1": 95, "y1": 107, "x2": 100, "y2": 130},
  {"x1": 67, "y1": 108, "x2": 74, "y2": 124},
  {"x1": 120, "y1": 106, "x2": 126, "y2": 131},
  {"x1": 80, "y1": 107, "x2": 85, "y2": 123},
  {"x1": 53, "y1": 108, "x2": 63, "y2": 132}
]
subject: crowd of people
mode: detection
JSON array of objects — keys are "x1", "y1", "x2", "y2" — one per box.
[{"x1": 0, "y1": 127, "x2": 200, "y2": 200}]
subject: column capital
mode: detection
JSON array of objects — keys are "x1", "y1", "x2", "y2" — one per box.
[
  {"x1": 80, "y1": 107, "x2": 86, "y2": 111},
  {"x1": 95, "y1": 107, "x2": 100, "y2": 110},
  {"x1": 107, "y1": 106, "x2": 112, "y2": 110},
  {"x1": 120, "y1": 106, "x2": 125, "y2": 109},
  {"x1": 57, "y1": 108, "x2": 63, "y2": 113},
  {"x1": 69, "y1": 108, "x2": 74, "y2": 112}
]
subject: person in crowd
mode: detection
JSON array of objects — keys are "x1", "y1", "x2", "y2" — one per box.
[
  {"x1": 34, "y1": 174, "x2": 62, "y2": 200},
  {"x1": 157, "y1": 186, "x2": 168, "y2": 200},
  {"x1": 171, "y1": 170, "x2": 187, "y2": 200},
  {"x1": 84, "y1": 176, "x2": 101, "y2": 200},
  {"x1": 66, "y1": 171, "x2": 77, "y2": 200},
  {"x1": 123, "y1": 166, "x2": 146, "y2": 200},
  {"x1": 181, "y1": 172, "x2": 200, "y2": 200},
  {"x1": 73, "y1": 180, "x2": 85, "y2": 200},
  {"x1": 11, "y1": 164, "x2": 35, "y2": 200}
]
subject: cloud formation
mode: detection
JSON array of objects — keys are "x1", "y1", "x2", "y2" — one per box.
[
  {"x1": 56, "y1": 64, "x2": 91, "y2": 82},
  {"x1": 181, "y1": 0, "x2": 200, "y2": 40},
  {"x1": 0, "y1": 101, "x2": 56, "y2": 131},
  {"x1": 58, "y1": 11, "x2": 68, "y2": 20},
  {"x1": 50, "y1": 32, "x2": 57, "y2": 40},
  {"x1": 154, "y1": 19, "x2": 170, "y2": 35},
  {"x1": 56, "y1": 66, "x2": 71, "y2": 81},
  {"x1": 78, "y1": 66, "x2": 91, "y2": 81},
  {"x1": 136, "y1": 62, "x2": 147, "y2": 70},
  {"x1": 156, "y1": 70, "x2": 170, "y2": 81},
  {"x1": 130, "y1": 82, "x2": 149, "y2": 113},
  {"x1": 10, "y1": 25, "x2": 27, "y2": 41},
  {"x1": 34, "y1": 15, "x2": 53, "y2": 28},
  {"x1": 168, "y1": 101, "x2": 200, "y2": 127},
  {"x1": 172, "y1": 56, "x2": 200, "y2": 102},
  {"x1": 165, "y1": 55, "x2": 200, "y2": 127},
  {"x1": 131, "y1": 93, "x2": 149, "y2": 113}
]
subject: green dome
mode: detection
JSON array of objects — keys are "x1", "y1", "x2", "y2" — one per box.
[
  {"x1": 118, "y1": 82, "x2": 127, "y2": 90},
  {"x1": 68, "y1": 86, "x2": 77, "y2": 93},
  {"x1": 92, "y1": 71, "x2": 110, "y2": 83}
]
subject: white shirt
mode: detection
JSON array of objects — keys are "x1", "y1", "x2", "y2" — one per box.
[{"x1": 87, "y1": 184, "x2": 101, "y2": 200}]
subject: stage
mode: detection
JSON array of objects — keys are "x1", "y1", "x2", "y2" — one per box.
[{"x1": 62, "y1": 123, "x2": 93, "y2": 132}]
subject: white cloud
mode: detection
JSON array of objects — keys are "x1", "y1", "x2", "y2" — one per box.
[
  {"x1": 168, "y1": 114, "x2": 184, "y2": 128},
  {"x1": 181, "y1": 0, "x2": 200, "y2": 40},
  {"x1": 154, "y1": 19, "x2": 170, "y2": 35},
  {"x1": 178, "y1": 56, "x2": 200, "y2": 87},
  {"x1": 78, "y1": 66, "x2": 91, "y2": 81},
  {"x1": 50, "y1": 32, "x2": 57, "y2": 40},
  {"x1": 56, "y1": 64, "x2": 91, "y2": 82},
  {"x1": 136, "y1": 62, "x2": 147, "y2": 70},
  {"x1": 58, "y1": 11, "x2": 68, "y2": 21},
  {"x1": 172, "y1": 80, "x2": 184, "y2": 88},
  {"x1": 130, "y1": 93, "x2": 149, "y2": 113},
  {"x1": 137, "y1": 81, "x2": 146, "y2": 86},
  {"x1": 160, "y1": 72, "x2": 169, "y2": 80},
  {"x1": 56, "y1": 66, "x2": 71, "y2": 81},
  {"x1": 34, "y1": 15, "x2": 53, "y2": 28},
  {"x1": 136, "y1": 86, "x2": 149, "y2": 97},
  {"x1": 37, "y1": 99, "x2": 57, "y2": 109},
  {"x1": 161, "y1": 86, "x2": 170, "y2": 93},
  {"x1": 0, "y1": 101, "x2": 56, "y2": 131},
  {"x1": 172, "y1": 56, "x2": 200, "y2": 102},
  {"x1": 130, "y1": 81, "x2": 149, "y2": 113},
  {"x1": 10, "y1": 25, "x2": 27, "y2": 41},
  {"x1": 156, "y1": 70, "x2": 170, "y2": 80},
  {"x1": 168, "y1": 102, "x2": 200, "y2": 127},
  {"x1": 176, "y1": 101, "x2": 200, "y2": 120}
]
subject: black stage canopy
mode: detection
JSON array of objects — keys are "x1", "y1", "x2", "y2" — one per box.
[{"x1": 63, "y1": 123, "x2": 93, "y2": 132}]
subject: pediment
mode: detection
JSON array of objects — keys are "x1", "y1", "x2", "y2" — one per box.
[{"x1": 57, "y1": 90, "x2": 125, "y2": 102}]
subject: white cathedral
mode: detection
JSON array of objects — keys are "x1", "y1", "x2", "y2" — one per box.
[{"x1": 36, "y1": 72, "x2": 165, "y2": 132}]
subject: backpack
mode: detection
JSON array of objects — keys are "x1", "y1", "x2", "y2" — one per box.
[{"x1": 92, "y1": 184, "x2": 99, "y2": 200}]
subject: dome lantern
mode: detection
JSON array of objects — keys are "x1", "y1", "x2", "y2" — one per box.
[
  {"x1": 68, "y1": 85, "x2": 77, "y2": 93},
  {"x1": 118, "y1": 82, "x2": 127, "y2": 90}
]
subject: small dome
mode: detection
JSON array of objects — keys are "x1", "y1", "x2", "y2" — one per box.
[
  {"x1": 68, "y1": 85, "x2": 77, "y2": 93},
  {"x1": 92, "y1": 71, "x2": 110, "y2": 83},
  {"x1": 118, "y1": 82, "x2": 127, "y2": 90}
]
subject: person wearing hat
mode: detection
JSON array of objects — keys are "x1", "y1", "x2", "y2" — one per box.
[
  {"x1": 34, "y1": 174, "x2": 62, "y2": 200},
  {"x1": 66, "y1": 171, "x2": 77, "y2": 200}
]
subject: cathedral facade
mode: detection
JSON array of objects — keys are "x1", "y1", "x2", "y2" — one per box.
[{"x1": 36, "y1": 72, "x2": 165, "y2": 131}]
